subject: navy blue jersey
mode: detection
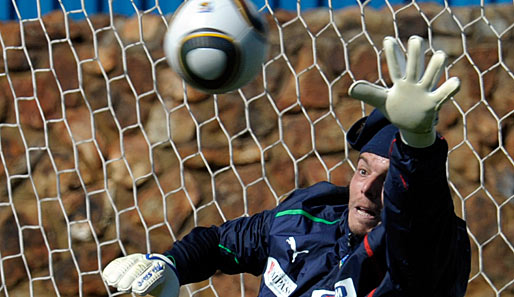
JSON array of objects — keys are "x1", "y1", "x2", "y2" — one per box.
[{"x1": 164, "y1": 134, "x2": 470, "y2": 297}]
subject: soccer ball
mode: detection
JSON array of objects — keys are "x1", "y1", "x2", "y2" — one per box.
[{"x1": 164, "y1": 0, "x2": 269, "y2": 94}]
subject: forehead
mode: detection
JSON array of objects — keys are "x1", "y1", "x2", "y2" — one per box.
[{"x1": 358, "y1": 152, "x2": 390, "y2": 171}]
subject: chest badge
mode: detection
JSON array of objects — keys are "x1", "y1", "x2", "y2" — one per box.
[
  {"x1": 286, "y1": 237, "x2": 309, "y2": 263},
  {"x1": 264, "y1": 257, "x2": 297, "y2": 297}
]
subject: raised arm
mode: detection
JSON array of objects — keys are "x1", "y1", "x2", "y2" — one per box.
[{"x1": 347, "y1": 36, "x2": 470, "y2": 296}]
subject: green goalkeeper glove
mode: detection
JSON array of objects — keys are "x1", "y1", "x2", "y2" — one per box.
[
  {"x1": 348, "y1": 35, "x2": 460, "y2": 148},
  {"x1": 102, "y1": 253, "x2": 179, "y2": 297}
]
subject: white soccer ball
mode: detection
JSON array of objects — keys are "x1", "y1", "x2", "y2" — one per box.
[{"x1": 164, "y1": 0, "x2": 269, "y2": 94}]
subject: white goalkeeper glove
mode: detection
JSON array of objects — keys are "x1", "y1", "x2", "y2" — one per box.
[
  {"x1": 102, "y1": 253, "x2": 179, "y2": 297},
  {"x1": 348, "y1": 35, "x2": 460, "y2": 148}
]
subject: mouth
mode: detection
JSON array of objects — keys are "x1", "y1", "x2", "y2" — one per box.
[{"x1": 355, "y1": 206, "x2": 378, "y2": 220}]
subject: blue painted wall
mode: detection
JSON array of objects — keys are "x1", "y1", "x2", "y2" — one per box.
[{"x1": 0, "y1": 0, "x2": 511, "y2": 21}]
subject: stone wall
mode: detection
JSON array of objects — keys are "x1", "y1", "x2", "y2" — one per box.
[{"x1": 0, "y1": 3, "x2": 513, "y2": 297}]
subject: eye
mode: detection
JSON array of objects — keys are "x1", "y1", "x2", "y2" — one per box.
[{"x1": 358, "y1": 168, "x2": 368, "y2": 176}]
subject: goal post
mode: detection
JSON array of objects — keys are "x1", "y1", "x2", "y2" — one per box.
[{"x1": 0, "y1": 1, "x2": 513, "y2": 297}]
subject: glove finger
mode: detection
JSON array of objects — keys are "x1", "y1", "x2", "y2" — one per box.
[
  {"x1": 420, "y1": 50, "x2": 447, "y2": 91},
  {"x1": 348, "y1": 80, "x2": 387, "y2": 108},
  {"x1": 383, "y1": 36, "x2": 405, "y2": 82},
  {"x1": 102, "y1": 254, "x2": 141, "y2": 286},
  {"x1": 432, "y1": 77, "x2": 460, "y2": 110},
  {"x1": 405, "y1": 35, "x2": 426, "y2": 83},
  {"x1": 117, "y1": 259, "x2": 153, "y2": 292}
]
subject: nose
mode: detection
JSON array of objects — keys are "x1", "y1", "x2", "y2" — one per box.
[{"x1": 362, "y1": 175, "x2": 383, "y2": 201}]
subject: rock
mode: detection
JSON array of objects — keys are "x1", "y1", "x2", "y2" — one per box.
[
  {"x1": 52, "y1": 43, "x2": 79, "y2": 91},
  {"x1": 145, "y1": 103, "x2": 169, "y2": 144},
  {"x1": 51, "y1": 252, "x2": 81, "y2": 295},
  {"x1": 126, "y1": 46, "x2": 154, "y2": 95},
  {"x1": 490, "y1": 62, "x2": 514, "y2": 118},
  {"x1": 276, "y1": 44, "x2": 330, "y2": 111},
  {"x1": 432, "y1": 36, "x2": 464, "y2": 58},
  {"x1": 81, "y1": 44, "x2": 119, "y2": 75},
  {"x1": 263, "y1": 145, "x2": 297, "y2": 198},
  {"x1": 431, "y1": 9, "x2": 463, "y2": 37},
  {"x1": 0, "y1": 125, "x2": 29, "y2": 175},
  {"x1": 302, "y1": 9, "x2": 331, "y2": 35},
  {"x1": 298, "y1": 154, "x2": 354, "y2": 187},
  {"x1": 110, "y1": 82, "x2": 139, "y2": 129},
  {"x1": 106, "y1": 157, "x2": 133, "y2": 190},
  {"x1": 2, "y1": 256, "x2": 27, "y2": 288},
  {"x1": 314, "y1": 29, "x2": 347, "y2": 81},
  {"x1": 160, "y1": 169, "x2": 203, "y2": 238},
  {"x1": 333, "y1": 7, "x2": 363, "y2": 39},
  {"x1": 0, "y1": 75, "x2": 12, "y2": 119},
  {"x1": 282, "y1": 113, "x2": 313, "y2": 157},
  {"x1": 63, "y1": 106, "x2": 93, "y2": 142},
  {"x1": 119, "y1": 14, "x2": 167, "y2": 51},
  {"x1": 22, "y1": 20, "x2": 48, "y2": 49},
  {"x1": 248, "y1": 95, "x2": 279, "y2": 138},
  {"x1": 235, "y1": 164, "x2": 279, "y2": 215},
  {"x1": 394, "y1": 5, "x2": 430, "y2": 39},
  {"x1": 41, "y1": 11, "x2": 81, "y2": 41},
  {"x1": 232, "y1": 141, "x2": 264, "y2": 165},
  {"x1": 81, "y1": 74, "x2": 109, "y2": 109},
  {"x1": 437, "y1": 101, "x2": 461, "y2": 132},
  {"x1": 0, "y1": 22, "x2": 21, "y2": 47},
  {"x1": 156, "y1": 66, "x2": 211, "y2": 103},
  {"x1": 0, "y1": 208, "x2": 21, "y2": 257},
  {"x1": 8, "y1": 71, "x2": 34, "y2": 99},
  {"x1": 333, "y1": 99, "x2": 366, "y2": 130},
  {"x1": 313, "y1": 112, "x2": 346, "y2": 154},
  {"x1": 31, "y1": 152, "x2": 58, "y2": 198},
  {"x1": 467, "y1": 104, "x2": 499, "y2": 156},
  {"x1": 22, "y1": 228, "x2": 51, "y2": 272},
  {"x1": 35, "y1": 71, "x2": 62, "y2": 119},
  {"x1": 448, "y1": 144, "x2": 480, "y2": 183},
  {"x1": 505, "y1": 126, "x2": 514, "y2": 162},
  {"x1": 361, "y1": 7, "x2": 395, "y2": 38},
  {"x1": 5, "y1": 48, "x2": 31, "y2": 72},
  {"x1": 119, "y1": 131, "x2": 152, "y2": 180}
]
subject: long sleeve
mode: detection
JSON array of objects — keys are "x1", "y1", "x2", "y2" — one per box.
[
  {"x1": 163, "y1": 209, "x2": 274, "y2": 285},
  {"x1": 381, "y1": 134, "x2": 471, "y2": 296}
]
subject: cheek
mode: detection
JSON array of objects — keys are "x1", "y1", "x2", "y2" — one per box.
[{"x1": 348, "y1": 177, "x2": 360, "y2": 205}]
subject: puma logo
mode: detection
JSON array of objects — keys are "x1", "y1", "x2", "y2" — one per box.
[{"x1": 286, "y1": 237, "x2": 309, "y2": 263}]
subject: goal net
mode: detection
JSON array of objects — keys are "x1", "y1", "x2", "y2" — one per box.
[{"x1": 0, "y1": 0, "x2": 512, "y2": 296}]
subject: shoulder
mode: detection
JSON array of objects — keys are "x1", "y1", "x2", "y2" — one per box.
[
  {"x1": 284, "y1": 181, "x2": 348, "y2": 203},
  {"x1": 276, "y1": 181, "x2": 349, "y2": 215}
]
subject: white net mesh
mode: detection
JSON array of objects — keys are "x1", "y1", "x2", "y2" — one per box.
[{"x1": 0, "y1": 0, "x2": 513, "y2": 297}]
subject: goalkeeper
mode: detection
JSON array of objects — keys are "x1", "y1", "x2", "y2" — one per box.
[{"x1": 102, "y1": 36, "x2": 471, "y2": 297}]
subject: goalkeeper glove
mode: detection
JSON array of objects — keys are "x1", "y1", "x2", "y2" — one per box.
[
  {"x1": 348, "y1": 35, "x2": 460, "y2": 148},
  {"x1": 102, "y1": 253, "x2": 180, "y2": 297}
]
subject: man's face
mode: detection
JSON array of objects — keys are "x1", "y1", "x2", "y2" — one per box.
[{"x1": 348, "y1": 152, "x2": 390, "y2": 236}]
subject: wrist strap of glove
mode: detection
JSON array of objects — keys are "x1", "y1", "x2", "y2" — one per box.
[
  {"x1": 400, "y1": 128, "x2": 436, "y2": 148},
  {"x1": 145, "y1": 254, "x2": 178, "y2": 276},
  {"x1": 146, "y1": 254, "x2": 179, "y2": 276}
]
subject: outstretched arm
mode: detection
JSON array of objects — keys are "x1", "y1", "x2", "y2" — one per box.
[
  {"x1": 165, "y1": 209, "x2": 273, "y2": 284},
  {"x1": 348, "y1": 36, "x2": 470, "y2": 295},
  {"x1": 102, "y1": 209, "x2": 273, "y2": 296}
]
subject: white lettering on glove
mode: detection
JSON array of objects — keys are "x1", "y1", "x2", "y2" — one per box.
[{"x1": 102, "y1": 253, "x2": 179, "y2": 297}]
